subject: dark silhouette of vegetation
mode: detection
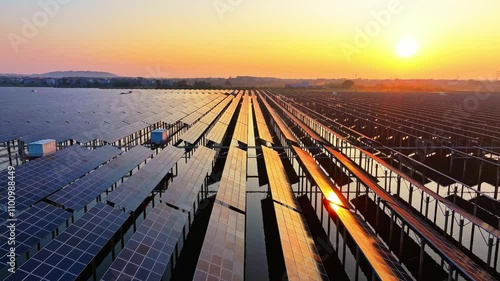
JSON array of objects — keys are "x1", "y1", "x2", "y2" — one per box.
[
  {"x1": 173, "y1": 80, "x2": 188, "y2": 87},
  {"x1": 340, "y1": 80, "x2": 355, "y2": 89},
  {"x1": 193, "y1": 81, "x2": 212, "y2": 88}
]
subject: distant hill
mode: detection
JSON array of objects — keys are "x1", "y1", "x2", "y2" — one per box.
[{"x1": 33, "y1": 71, "x2": 118, "y2": 78}]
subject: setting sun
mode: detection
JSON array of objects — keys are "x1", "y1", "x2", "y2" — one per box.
[{"x1": 396, "y1": 37, "x2": 420, "y2": 58}]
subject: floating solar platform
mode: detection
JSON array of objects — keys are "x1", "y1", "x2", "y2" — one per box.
[
  {"x1": 0, "y1": 202, "x2": 72, "y2": 269},
  {"x1": 261, "y1": 146, "x2": 300, "y2": 211},
  {"x1": 291, "y1": 145, "x2": 415, "y2": 280},
  {"x1": 6, "y1": 203, "x2": 129, "y2": 281},
  {"x1": 193, "y1": 204, "x2": 245, "y2": 281},
  {"x1": 47, "y1": 145, "x2": 153, "y2": 212},
  {"x1": 326, "y1": 143, "x2": 497, "y2": 281},
  {"x1": 163, "y1": 147, "x2": 216, "y2": 213},
  {"x1": 102, "y1": 203, "x2": 188, "y2": 281},
  {"x1": 272, "y1": 202, "x2": 329, "y2": 281},
  {"x1": 107, "y1": 146, "x2": 185, "y2": 212},
  {"x1": 0, "y1": 145, "x2": 121, "y2": 214},
  {"x1": 215, "y1": 146, "x2": 247, "y2": 212}
]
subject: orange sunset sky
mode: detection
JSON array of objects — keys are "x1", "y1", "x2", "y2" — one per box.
[{"x1": 1, "y1": 0, "x2": 499, "y2": 79}]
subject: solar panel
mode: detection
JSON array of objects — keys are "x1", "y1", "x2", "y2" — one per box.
[
  {"x1": 291, "y1": 146, "x2": 413, "y2": 280},
  {"x1": 163, "y1": 111, "x2": 188, "y2": 124},
  {"x1": 215, "y1": 146, "x2": 247, "y2": 212},
  {"x1": 260, "y1": 96, "x2": 298, "y2": 144},
  {"x1": 163, "y1": 147, "x2": 216, "y2": 213},
  {"x1": 6, "y1": 203, "x2": 129, "y2": 281},
  {"x1": 232, "y1": 97, "x2": 249, "y2": 144},
  {"x1": 181, "y1": 112, "x2": 204, "y2": 126},
  {"x1": 106, "y1": 146, "x2": 185, "y2": 212},
  {"x1": 253, "y1": 95, "x2": 274, "y2": 144},
  {"x1": 233, "y1": 120, "x2": 248, "y2": 145},
  {"x1": 101, "y1": 121, "x2": 151, "y2": 144},
  {"x1": 102, "y1": 204, "x2": 187, "y2": 281},
  {"x1": 261, "y1": 146, "x2": 300, "y2": 210},
  {"x1": 0, "y1": 145, "x2": 121, "y2": 214},
  {"x1": 273, "y1": 202, "x2": 329, "y2": 281},
  {"x1": 179, "y1": 121, "x2": 211, "y2": 145},
  {"x1": 206, "y1": 122, "x2": 229, "y2": 145},
  {"x1": 47, "y1": 146, "x2": 153, "y2": 211},
  {"x1": 0, "y1": 202, "x2": 72, "y2": 269},
  {"x1": 193, "y1": 204, "x2": 245, "y2": 281}
]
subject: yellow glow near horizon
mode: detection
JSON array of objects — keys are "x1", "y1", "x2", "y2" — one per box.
[
  {"x1": 1, "y1": 0, "x2": 500, "y2": 79},
  {"x1": 396, "y1": 37, "x2": 420, "y2": 58}
]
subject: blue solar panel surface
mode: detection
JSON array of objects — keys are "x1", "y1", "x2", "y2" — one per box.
[
  {"x1": 193, "y1": 204, "x2": 245, "y2": 281},
  {"x1": 102, "y1": 203, "x2": 187, "y2": 281},
  {"x1": 0, "y1": 202, "x2": 72, "y2": 268},
  {"x1": 163, "y1": 147, "x2": 216, "y2": 212},
  {"x1": 106, "y1": 146, "x2": 185, "y2": 212},
  {"x1": 0, "y1": 88, "x2": 225, "y2": 143},
  {"x1": 47, "y1": 145, "x2": 153, "y2": 211},
  {"x1": 0, "y1": 145, "x2": 121, "y2": 214},
  {"x1": 5, "y1": 203, "x2": 129, "y2": 281}
]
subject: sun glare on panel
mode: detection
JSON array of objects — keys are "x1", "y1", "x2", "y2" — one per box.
[{"x1": 327, "y1": 191, "x2": 344, "y2": 212}]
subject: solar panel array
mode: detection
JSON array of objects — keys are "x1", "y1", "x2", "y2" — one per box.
[
  {"x1": 181, "y1": 96, "x2": 226, "y2": 126},
  {"x1": 47, "y1": 145, "x2": 153, "y2": 211},
  {"x1": 163, "y1": 147, "x2": 216, "y2": 212},
  {"x1": 0, "y1": 145, "x2": 121, "y2": 214},
  {"x1": 0, "y1": 89, "x2": 227, "y2": 144},
  {"x1": 261, "y1": 146, "x2": 300, "y2": 211},
  {"x1": 181, "y1": 112, "x2": 204, "y2": 127},
  {"x1": 0, "y1": 202, "x2": 72, "y2": 268},
  {"x1": 102, "y1": 203, "x2": 187, "y2": 281},
  {"x1": 273, "y1": 202, "x2": 329, "y2": 281},
  {"x1": 259, "y1": 94, "x2": 298, "y2": 144},
  {"x1": 180, "y1": 122, "x2": 211, "y2": 145},
  {"x1": 6, "y1": 203, "x2": 129, "y2": 281},
  {"x1": 106, "y1": 146, "x2": 185, "y2": 212},
  {"x1": 215, "y1": 145, "x2": 247, "y2": 212},
  {"x1": 233, "y1": 94, "x2": 249, "y2": 144},
  {"x1": 193, "y1": 204, "x2": 245, "y2": 281},
  {"x1": 180, "y1": 97, "x2": 234, "y2": 144},
  {"x1": 206, "y1": 93, "x2": 243, "y2": 144},
  {"x1": 291, "y1": 139, "x2": 415, "y2": 280},
  {"x1": 253, "y1": 95, "x2": 274, "y2": 144}
]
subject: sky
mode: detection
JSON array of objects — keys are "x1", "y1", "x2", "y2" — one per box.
[{"x1": 0, "y1": 0, "x2": 499, "y2": 79}]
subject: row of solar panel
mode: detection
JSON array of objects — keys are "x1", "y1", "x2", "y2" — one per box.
[
  {"x1": 47, "y1": 145, "x2": 154, "y2": 212},
  {"x1": 215, "y1": 145, "x2": 247, "y2": 212},
  {"x1": 0, "y1": 90, "x2": 229, "y2": 144},
  {"x1": 0, "y1": 145, "x2": 122, "y2": 215},
  {"x1": 261, "y1": 93, "x2": 415, "y2": 281},
  {"x1": 106, "y1": 146, "x2": 185, "y2": 212},
  {"x1": 206, "y1": 93, "x2": 243, "y2": 144},
  {"x1": 180, "y1": 96, "x2": 234, "y2": 144},
  {"x1": 162, "y1": 146, "x2": 216, "y2": 213},
  {"x1": 2, "y1": 142, "x2": 205, "y2": 280},
  {"x1": 101, "y1": 145, "x2": 219, "y2": 281},
  {"x1": 6, "y1": 203, "x2": 129, "y2": 281},
  {"x1": 0, "y1": 147, "x2": 155, "y2": 273},
  {"x1": 252, "y1": 94, "x2": 274, "y2": 144}
]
